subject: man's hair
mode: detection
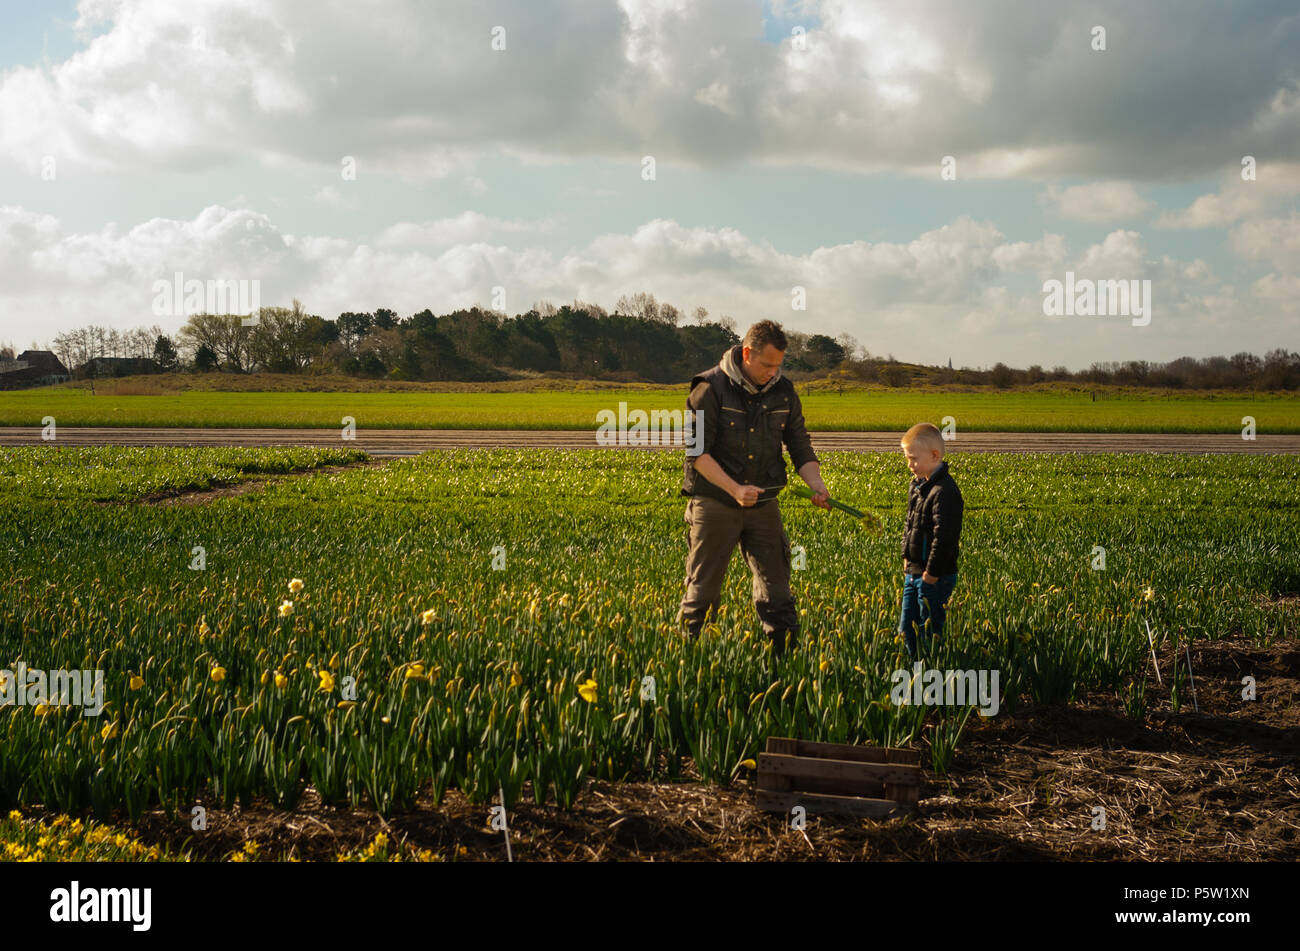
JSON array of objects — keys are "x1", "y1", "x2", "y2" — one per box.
[
  {"x1": 901, "y1": 422, "x2": 945, "y2": 455},
  {"x1": 743, "y1": 320, "x2": 788, "y2": 353}
]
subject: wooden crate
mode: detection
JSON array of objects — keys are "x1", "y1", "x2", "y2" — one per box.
[{"x1": 755, "y1": 737, "x2": 922, "y2": 818}]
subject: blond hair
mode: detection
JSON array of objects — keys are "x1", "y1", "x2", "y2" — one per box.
[{"x1": 901, "y1": 422, "x2": 944, "y2": 455}]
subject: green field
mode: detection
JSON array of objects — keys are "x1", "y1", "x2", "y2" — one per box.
[
  {"x1": 2, "y1": 446, "x2": 1296, "y2": 831},
  {"x1": 2, "y1": 387, "x2": 1298, "y2": 432}
]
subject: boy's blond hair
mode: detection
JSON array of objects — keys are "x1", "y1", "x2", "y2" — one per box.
[{"x1": 901, "y1": 422, "x2": 945, "y2": 455}]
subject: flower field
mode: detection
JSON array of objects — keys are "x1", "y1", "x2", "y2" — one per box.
[{"x1": 1, "y1": 446, "x2": 1296, "y2": 830}]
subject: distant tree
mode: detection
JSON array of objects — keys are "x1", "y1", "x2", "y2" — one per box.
[
  {"x1": 247, "y1": 299, "x2": 317, "y2": 372},
  {"x1": 179, "y1": 313, "x2": 251, "y2": 372},
  {"x1": 335, "y1": 312, "x2": 375, "y2": 352},
  {"x1": 804, "y1": 334, "x2": 847, "y2": 369},
  {"x1": 193, "y1": 343, "x2": 218, "y2": 372},
  {"x1": 1262, "y1": 348, "x2": 1300, "y2": 390},
  {"x1": 153, "y1": 334, "x2": 179, "y2": 371},
  {"x1": 613, "y1": 291, "x2": 680, "y2": 325},
  {"x1": 989, "y1": 362, "x2": 1014, "y2": 388},
  {"x1": 357, "y1": 352, "x2": 386, "y2": 378},
  {"x1": 1083, "y1": 362, "x2": 1113, "y2": 385},
  {"x1": 1229, "y1": 351, "x2": 1261, "y2": 385},
  {"x1": 880, "y1": 364, "x2": 910, "y2": 387},
  {"x1": 692, "y1": 306, "x2": 709, "y2": 325},
  {"x1": 573, "y1": 298, "x2": 609, "y2": 319}
]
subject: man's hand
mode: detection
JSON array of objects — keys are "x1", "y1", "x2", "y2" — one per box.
[
  {"x1": 732, "y1": 483, "x2": 761, "y2": 507},
  {"x1": 921, "y1": 571, "x2": 938, "y2": 585},
  {"x1": 797, "y1": 461, "x2": 832, "y2": 511}
]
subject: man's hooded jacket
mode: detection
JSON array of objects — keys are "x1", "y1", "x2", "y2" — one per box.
[{"x1": 680, "y1": 345, "x2": 818, "y2": 508}]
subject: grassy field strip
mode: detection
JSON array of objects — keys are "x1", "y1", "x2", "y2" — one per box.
[{"x1": 1, "y1": 389, "x2": 1298, "y2": 431}]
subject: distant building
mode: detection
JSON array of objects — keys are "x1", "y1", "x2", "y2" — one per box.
[{"x1": 0, "y1": 350, "x2": 71, "y2": 390}]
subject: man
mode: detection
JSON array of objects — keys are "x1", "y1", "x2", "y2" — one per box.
[{"x1": 677, "y1": 320, "x2": 831, "y2": 656}]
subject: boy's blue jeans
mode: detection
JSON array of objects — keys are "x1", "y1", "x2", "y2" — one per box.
[{"x1": 899, "y1": 571, "x2": 958, "y2": 657}]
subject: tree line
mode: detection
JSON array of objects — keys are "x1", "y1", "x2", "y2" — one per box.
[{"x1": 4, "y1": 292, "x2": 1297, "y2": 390}]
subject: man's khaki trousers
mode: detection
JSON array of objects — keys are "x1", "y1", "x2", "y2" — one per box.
[{"x1": 676, "y1": 495, "x2": 800, "y2": 652}]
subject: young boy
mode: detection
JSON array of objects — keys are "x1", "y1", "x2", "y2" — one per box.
[{"x1": 899, "y1": 422, "x2": 964, "y2": 658}]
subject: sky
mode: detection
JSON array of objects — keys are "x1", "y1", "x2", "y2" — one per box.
[{"x1": 0, "y1": 0, "x2": 1297, "y2": 370}]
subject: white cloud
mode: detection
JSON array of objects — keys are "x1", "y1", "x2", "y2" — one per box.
[
  {"x1": 1154, "y1": 162, "x2": 1300, "y2": 229},
  {"x1": 1074, "y1": 230, "x2": 1147, "y2": 275},
  {"x1": 1, "y1": 0, "x2": 1296, "y2": 179},
  {"x1": 1251, "y1": 272, "x2": 1300, "y2": 317},
  {"x1": 373, "y1": 211, "x2": 560, "y2": 250},
  {"x1": 991, "y1": 233, "x2": 1067, "y2": 275},
  {"x1": 1230, "y1": 214, "x2": 1300, "y2": 271},
  {"x1": 312, "y1": 185, "x2": 359, "y2": 210},
  {"x1": 1040, "y1": 182, "x2": 1154, "y2": 223},
  {"x1": 2, "y1": 202, "x2": 1273, "y2": 369}
]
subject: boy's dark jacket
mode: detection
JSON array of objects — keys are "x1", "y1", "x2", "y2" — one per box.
[{"x1": 903, "y1": 460, "x2": 963, "y2": 576}]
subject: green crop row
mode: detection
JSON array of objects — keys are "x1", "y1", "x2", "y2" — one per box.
[{"x1": 0, "y1": 448, "x2": 1295, "y2": 819}]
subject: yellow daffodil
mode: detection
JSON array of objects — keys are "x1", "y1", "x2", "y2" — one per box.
[
  {"x1": 528, "y1": 598, "x2": 541, "y2": 620},
  {"x1": 101, "y1": 721, "x2": 119, "y2": 741},
  {"x1": 274, "y1": 671, "x2": 288, "y2": 690},
  {"x1": 279, "y1": 600, "x2": 294, "y2": 617},
  {"x1": 33, "y1": 703, "x2": 50, "y2": 716},
  {"x1": 381, "y1": 715, "x2": 391, "y2": 724},
  {"x1": 1143, "y1": 587, "x2": 1155, "y2": 602},
  {"x1": 288, "y1": 578, "x2": 304, "y2": 594},
  {"x1": 421, "y1": 608, "x2": 437, "y2": 625},
  {"x1": 328, "y1": 652, "x2": 339, "y2": 670},
  {"x1": 510, "y1": 669, "x2": 523, "y2": 687},
  {"x1": 739, "y1": 758, "x2": 757, "y2": 770},
  {"x1": 129, "y1": 674, "x2": 144, "y2": 691},
  {"x1": 197, "y1": 619, "x2": 209, "y2": 637},
  {"x1": 405, "y1": 663, "x2": 425, "y2": 680},
  {"x1": 210, "y1": 665, "x2": 226, "y2": 683},
  {"x1": 577, "y1": 678, "x2": 598, "y2": 703},
  {"x1": 318, "y1": 670, "x2": 335, "y2": 692},
  {"x1": 559, "y1": 593, "x2": 572, "y2": 608}
]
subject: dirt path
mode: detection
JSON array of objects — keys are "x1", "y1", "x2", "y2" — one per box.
[{"x1": 3, "y1": 428, "x2": 1298, "y2": 453}]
